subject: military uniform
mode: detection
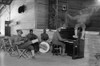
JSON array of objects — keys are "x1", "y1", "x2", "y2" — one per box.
[
  {"x1": 26, "y1": 33, "x2": 39, "y2": 53},
  {"x1": 11, "y1": 35, "x2": 34, "y2": 50}
]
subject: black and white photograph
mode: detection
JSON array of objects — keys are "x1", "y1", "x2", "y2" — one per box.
[{"x1": 0, "y1": 0, "x2": 100, "y2": 66}]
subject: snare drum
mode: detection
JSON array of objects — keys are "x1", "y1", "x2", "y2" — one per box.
[{"x1": 39, "y1": 41, "x2": 50, "y2": 53}]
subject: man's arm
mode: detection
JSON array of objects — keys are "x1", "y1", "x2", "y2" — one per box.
[
  {"x1": 87, "y1": 7, "x2": 95, "y2": 16},
  {"x1": 26, "y1": 34, "x2": 29, "y2": 38},
  {"x1": 47, "y1": 34, "x2": 49, "y2": 40},
  {"x1": 56, "y1": 31, "x2": 66, "y2": 41},
  {"x1": 81, "y1": 7, "x2": 97, "y2": 16},
  {"x1": 34, "y1": 34, "x2": 38, "y2": 39},
  {"x1": 14, "y1": 41, "x2": 24, "y2": 45},
  {"x1": 67, "y1": 13, "x2": 78, "y2": 20},
  {"x1": 11, "y1": 36, "x2": 24, "y2": 45}
]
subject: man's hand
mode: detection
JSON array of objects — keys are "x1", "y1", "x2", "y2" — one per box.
[
  {"x1": 81, "y1": 37, "x2": 84, "y2": 40},
  {"x1": 73, "y1": 35, "x2": 78, "y2": 38}
]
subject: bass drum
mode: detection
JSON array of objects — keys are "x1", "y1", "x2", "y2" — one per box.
[{"x1": 39, "y1": 41, "x2": 50, "y2": 53}]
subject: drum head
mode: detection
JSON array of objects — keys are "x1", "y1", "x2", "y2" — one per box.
[{"x1": 39, "y1": 42, "x2": 50, "y2": 53}]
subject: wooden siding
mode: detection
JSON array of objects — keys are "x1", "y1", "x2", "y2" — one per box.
[{"x1": 35, "y1": 0, "x2": 48, "y2": 29}]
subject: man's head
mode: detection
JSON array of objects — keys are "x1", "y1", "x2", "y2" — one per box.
[
  {"x1": 62, "y1": 24, "x2": 68, "y2": 29},
  {"x1": 29, "y1": 29, "x2": 33, "y2": 34},
  {"x1": 57, "y1": 27, "x2": 62, "y2": 32},
  {"x1": 16, "y1": 29, "x2": 23, "y2": 36},
  {"x1": 43, "y1": 29, "x2": 46, "y2": 33}
]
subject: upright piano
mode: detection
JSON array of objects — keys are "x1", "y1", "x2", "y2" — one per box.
[{"x1": 59, "y1": 27, "x2": 85, "y2": 59}]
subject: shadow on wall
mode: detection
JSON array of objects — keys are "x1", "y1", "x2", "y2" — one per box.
[{"x1": 86, "y1": 9, "x2": 100, "y2": 31}]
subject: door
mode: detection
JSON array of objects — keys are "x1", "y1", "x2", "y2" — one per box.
[{"x1": 5, "y1": 21, "x2": 11, "y2": 36}]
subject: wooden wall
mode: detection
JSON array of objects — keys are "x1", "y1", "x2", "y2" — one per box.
[
  {"x1": 86, "y1": 10, "x2": 100, "y2": 31},
  {"x1": 35, "y1": 0, "x2": 100, "y2": 31},
  {"x1": 35, "y1": 0, "x2": 48, "y2": 29},
  {"x1": 65, "y1": 0, "x2": 100, "y2": 31}
]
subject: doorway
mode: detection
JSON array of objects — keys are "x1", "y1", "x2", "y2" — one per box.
[{"x1": 5, "y1": 21, "x2": 11, "y2": 36}]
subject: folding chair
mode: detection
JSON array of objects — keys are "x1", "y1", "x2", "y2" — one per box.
[
  {"x1": 15, "y1": 45, "x2": 29, "y2": 59},
  {"x1": 0, "y1": 36, "x2": 30, "y2": 59},
  {"x1": 13, "y1": 38, "x2": 31, "y2": 58},
  {"x1": 1, "y1": 36, "x2": 15, "y2": 56}
]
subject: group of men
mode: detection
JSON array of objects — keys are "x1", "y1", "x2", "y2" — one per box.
[
  {"x1": 9, "y1": 6, "x2": 99, "y2": 58},
  {"x1": 10, "y1": 29, "x2": 49, "y2": 59}
]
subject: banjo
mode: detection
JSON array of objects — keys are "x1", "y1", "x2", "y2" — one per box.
[{"x1": 39, "y1": 41, "x2": 50, "y2": 53}]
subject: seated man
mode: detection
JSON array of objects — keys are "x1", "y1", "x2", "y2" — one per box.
[
  {"x1": 26, "y1": 29, "x2": 39, "y2": 53},
  {"x1": 52, "y1": 28, "x2": 67, "y2": 55},
  {"x1": 11, "y1": 29, "x2": 36, "y2": 58},
  {"x1": 41, "y1": 29, "x2": 49, "y2": 41}
]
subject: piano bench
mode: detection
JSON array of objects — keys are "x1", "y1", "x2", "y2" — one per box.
[{"x1": 51, "y1": 44, "x2": 63, "y2": 56}]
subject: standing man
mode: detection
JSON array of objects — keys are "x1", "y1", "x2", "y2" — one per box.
[{"x1": 67, "y1": 7, "x2": 96, "y2": 39}]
